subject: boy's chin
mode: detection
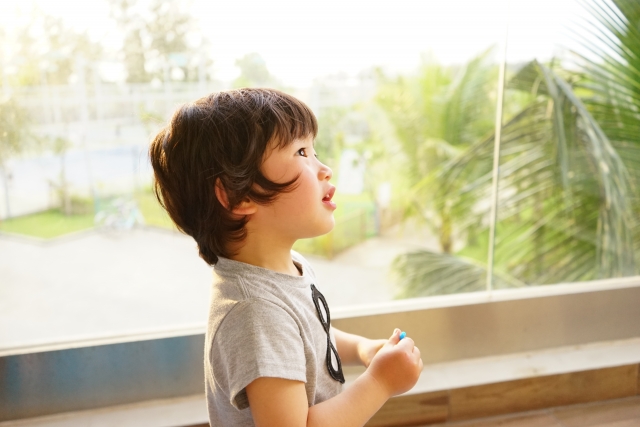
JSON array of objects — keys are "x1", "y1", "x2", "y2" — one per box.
[
  {"x1": 299, "y1": 223, "x2": 335, "y2": 240},
  {"x1": 317, "y1": 219, "x2": 336, "y2": 236}
]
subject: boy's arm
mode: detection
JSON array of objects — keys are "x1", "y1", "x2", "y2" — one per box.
[
  {"x1": 331, "y1": 327, "x2": 387, "y2": 367},
  {"x1": 246, "y1": 329, "x2": 423, "y2": 427}
]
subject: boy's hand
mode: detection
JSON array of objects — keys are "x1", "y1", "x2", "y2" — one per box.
[
  {"x1": 357, "y1": 338, "x2": 387, "y2": 368},
  {"x1": 364, "y1": 328, "x2": 423, "y2": 397}
]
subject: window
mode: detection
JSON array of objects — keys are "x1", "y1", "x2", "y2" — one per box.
[{"x1": 0, "y1": 0, "x2": 637, "y2": 352}]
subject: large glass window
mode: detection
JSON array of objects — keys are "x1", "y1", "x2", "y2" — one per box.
[
  {"x1": 1, "y1": 0, "x2": 638, "y2": 350},
  {"x1": 491, "y1": 1, "x2": 640, "y2": 288}
]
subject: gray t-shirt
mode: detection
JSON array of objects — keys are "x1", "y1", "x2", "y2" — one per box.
[{"x1": 205, "y1": 251, "x2": 343, "y2": 426}]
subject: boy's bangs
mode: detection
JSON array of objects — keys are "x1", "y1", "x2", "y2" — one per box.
[{"x1": 269, "y1": 93, "x2": 318, "y2": 149}]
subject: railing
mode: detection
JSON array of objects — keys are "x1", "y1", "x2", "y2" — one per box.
[
  {"x1": 7, "y1": 78, "x2": 377, "y2": 126},
  {"x1": 12, "y1": 82, "x2": 225, "y2": 125}
]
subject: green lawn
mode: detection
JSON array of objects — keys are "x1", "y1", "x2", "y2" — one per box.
[
  {"x1": 0, "y1": 190, "x2": 174, "y2": 239},
  {"x1": 0, "y1": 209, "x2": 95, "y2": 239}
]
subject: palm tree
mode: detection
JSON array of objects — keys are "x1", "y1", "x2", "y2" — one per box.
[
  {"x1": 376, "y1": 50, "x2": 498, "y2": 253},
  {"x1": 393, "y1": 0, "x2": 639, "y2": 297},
  {"x1": 573, "y1": 0, "x2": 640, "y2": 268}
]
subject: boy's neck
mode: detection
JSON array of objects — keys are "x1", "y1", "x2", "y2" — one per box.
[{"x1": 228, "y1": 235, "x2": 301, "y2": 277}]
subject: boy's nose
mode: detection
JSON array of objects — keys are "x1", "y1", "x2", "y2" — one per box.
[{"x1": 318, "y1": 162, "x2": 332, "y2": 181}]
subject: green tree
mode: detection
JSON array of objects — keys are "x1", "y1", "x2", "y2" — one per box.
[
  {"x1": 110, "y1": 0, "x2": 149, "y2": 83},
  {"x1": 147, "y1": 0, "x2": 193, "y2": 80},
  {"x1": 50, "y1": 136, "x2": 73, "y2": 215},
  {"x1": 9, "y1": 13, "x2": 102, "y2": 86},
  {"x1": 575, "y1": 0, "x2": 640, "y2": 269},
  {"x1": 377, "y1": 50, "x2": 498, "y2": 253},
  {"x1": 314, "y1": 105, "x2": 379, "y2": 172},
  {"x1": 0, "y1": 97, "x2": 33, "y2": 218},
  {"x1": 314, "y1": 106, "x2": 347, "y2": 170},
  {"x1": 109, "y1": 0, "x2": 206, "y2": 83},
  {"x1": 233, "y1": 53, "x2": 274, "y2": 88},
  {"x1": 393, "y1": 0, "x2": 640, "y2": 297}
]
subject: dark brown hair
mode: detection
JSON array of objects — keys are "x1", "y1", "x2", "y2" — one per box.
[{"x1": 149, "y1": 88, "x2": 318, "y2": 265}]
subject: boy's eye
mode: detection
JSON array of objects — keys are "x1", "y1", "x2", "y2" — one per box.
[{"x1": 297, "y1": 148, "x2": 307, "y2": 157}]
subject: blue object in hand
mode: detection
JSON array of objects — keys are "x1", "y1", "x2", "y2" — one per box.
[{"x1": 399, "y1": 331, "x2": 406, "y2": 340}]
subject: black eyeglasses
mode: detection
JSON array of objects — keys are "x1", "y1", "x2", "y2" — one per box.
[{"x1": 310, "y1": 284, "x2": 345, "y2": 384}]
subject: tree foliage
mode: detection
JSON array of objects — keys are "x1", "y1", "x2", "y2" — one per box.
[
  {"x1": 0, "y1": 96, "x2": 36, "y2": 218},
  {"x1": 392, "y1": 0, "x2": 640, "y2": 297},
  {"x1": 109, "y1": 0, "x2": 205, "y2": 83},
  {"x1": 110, "y1": 0, "x2": 148, "y2": 83},
  {"x1": 573, "y1": 0, "x2": 640, "y2": 268},
  {"x1": 377, "y1": 50, "x2": 498, "y2": 253},
  {"x1": 6, "y1": 13, "x2": 102, "y2": 86},
  {"x1": 233, "y1": 53, "x2": 275, "y2": 88},
  {"x1": 0, "y1": 97, "x2": 33, "y2": 167}
]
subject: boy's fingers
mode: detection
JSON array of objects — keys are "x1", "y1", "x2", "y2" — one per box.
[
  {"x1": 396, "y1": 336, "x2": 416, "y2": 350},
  {"x1": 413, "y1": 345, "x2": 421, "y2": 358},
  {"x1": 387, "y1": 328, "x2": 401, "y2": 345}
]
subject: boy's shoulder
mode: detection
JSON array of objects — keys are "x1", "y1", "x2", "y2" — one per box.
[
  {"x1": 213, "y1": 251, "x2": 316, "y2": 285},
  {"x1": 206, "y1": 251, "x2": 320, "y2": 362},
  {"x1": 209, "y1": 251, "x2": 316, "y2": 317}
]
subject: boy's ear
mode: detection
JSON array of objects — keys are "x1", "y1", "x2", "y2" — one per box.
[{"x1": 215, "y1": 179, "x2": 257, "y2": 216}]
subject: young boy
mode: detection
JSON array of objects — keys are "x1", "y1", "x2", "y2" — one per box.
[{"x1": 149, "y1": 88, "x2": 422, "y2": 426}]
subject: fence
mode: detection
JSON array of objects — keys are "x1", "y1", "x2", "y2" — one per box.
[{"x1": 8, "y1": 76, "x2": 376, "y2": 127}]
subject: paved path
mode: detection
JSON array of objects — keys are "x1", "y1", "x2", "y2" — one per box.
[{"x1": 0, "y1": 225, "x2": 437, "y2": 350}]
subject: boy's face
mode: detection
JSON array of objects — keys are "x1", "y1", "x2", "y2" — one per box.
[{"x1": 255, "y1": 135, "x2": 336, "y2": 242}]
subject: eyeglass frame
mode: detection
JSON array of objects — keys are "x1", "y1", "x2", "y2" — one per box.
[{"x1": 310, "y1": 284, "x2": 345, "y2": 384}]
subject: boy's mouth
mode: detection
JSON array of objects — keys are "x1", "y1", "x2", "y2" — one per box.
[
  {"x1": 322, "y1": 186, "x2": 337, "y2": 209},
  {"x1": 322, "y1": 186, "x2": 335, "y2": 201}
]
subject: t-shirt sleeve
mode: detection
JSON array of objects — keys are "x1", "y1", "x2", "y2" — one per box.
[{"x1": 211, "y1": 298, "x2": 307, "y2": 410}]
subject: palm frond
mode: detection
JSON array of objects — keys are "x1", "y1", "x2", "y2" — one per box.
[
  {"x1": 395, "y1": 60, "x2": 637, "y2": 296},
  {"x1": 393, "y1": 249, "x2": 523, "y2": 298}
]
